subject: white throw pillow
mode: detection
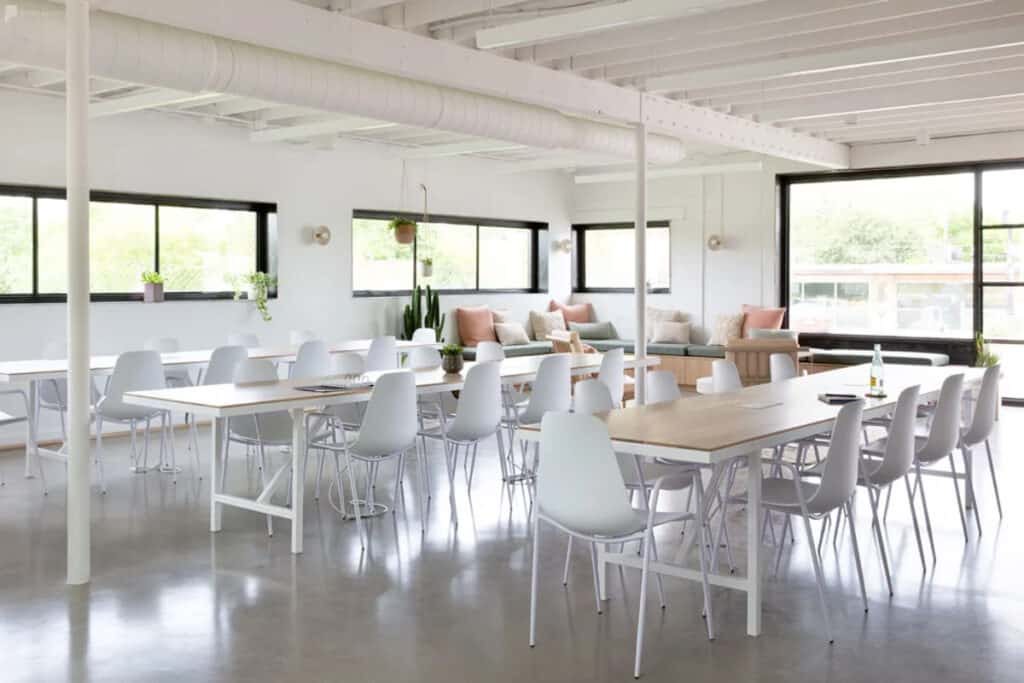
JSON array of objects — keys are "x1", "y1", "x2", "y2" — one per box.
[
  {"x1": 708, "y1": 313, "x2": 745, "y2": 345},
  {"x1": 646, "y1": 306, "x2": 685, "y2": 341},
  {"x1": 652, "y1": 321, "x2": 690, "y2": 344},
  {"x1": 529, "y1": 310, "x2": 567, "y2": 341},
  {"x1": 494, "y1": 322, "x2": 530, "y2": 346}
]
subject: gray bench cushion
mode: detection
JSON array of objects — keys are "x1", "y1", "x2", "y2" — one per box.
[
  {"x1": 808, "y1": 349, "x2": 949, "y2": 366},
  {"x1": 586, "y1": 339, "x2": 634, "y2": 353},
  {"x1": 646, "y1": 343, "x2": 689, "y2": 357},
  {"x1": 462, "y1": 341, "x2": 553, "y2": 360},
  {"x1": 685, "y1": 344, "x2": 726, "y2": 358}
]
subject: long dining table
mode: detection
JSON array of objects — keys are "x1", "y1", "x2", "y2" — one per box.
[
  {"x1": 0, "y1": 338, "x2": 440, "y2": 478},
  {"x1": 518, "y1": 363, "x2": 984, "y2": 637},
  {"x1": 123, "y1": 353, "x2": 660, "y2": 555}
]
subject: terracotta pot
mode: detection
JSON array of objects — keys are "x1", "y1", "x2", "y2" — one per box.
[
  {"x1": 143, "y1": 282, "x2": 164, "y2": 303},
  {"x1": 393, "y1": 221, "x2": 416, "y2": 244},
  {"x1": 441, "y1": 354, "x2": 464, "y2": 374}
]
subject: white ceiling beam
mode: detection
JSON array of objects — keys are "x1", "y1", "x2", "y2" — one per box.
[
  {"x1": 573, "y1": 0, "x2": 1017, "y2": 76},
  {"x1": 476, "y1": 0, "x2": 731, "y2": 50},
  {"x1": 645, "y1": 21, "x2": 1024, "y2": 92},
  {"x1": 830, "y1": 115, "x2": 1024, "y2": 142},
  {"x1": 0, "y1": 66, "x2": 65, "y2": 88},
  {"x1": 250, "y1": 116, "x2": 395, "y2": 143},
  {"x1": 800, "y1": 96, "x2": 1024, "y2": 131},
  {"x1": 89, "y1": 89, "x2": 222, "y2": 117},
  {"x1": 90, "y1": 0, "x2": 849, "y2": 168},
  {"x1": 495, "y1": 153, "x2": 636, "y2": 173},
  {"x1": 403, "y1": 0, "x2": 527, "y2": 30},
  {"x1": 574, "y1": 161, "x2": 765, "y2": 184},
  {"x1": 402, "y1": 140, "x2": 527, "y2": 159}
]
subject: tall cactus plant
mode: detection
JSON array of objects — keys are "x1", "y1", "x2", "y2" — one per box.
[
  {"x1": 401, "y1": 285, "x2": 445, "y2": 341},
  {"x1": 423, "y1": 285, "x2": 445, "y2": 341}
]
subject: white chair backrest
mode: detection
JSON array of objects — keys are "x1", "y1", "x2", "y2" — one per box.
[
  {"x1": 449, "y1": 362, "x2": 503, "y2": 441},
  {"x1": 536, "y1": 412, "x2": 637, "y2": 534},
  {"x1": 290, "y1": 329, "x2": 317, "y2": 345},
  {"x1": 227, "y1": 333, "x2": 259, "y2": 348},
  {"x1": 291, "y1": 339, "x2": 330, "y2": 379},
  {"x1": 873, "y1": 384, "x2": 921, "y2": 483},
  {"x1": 917, "y1": 373, "x2": 964, "y2": 463},
  {"x1": 574, "y1": 379, "x2": 615, "y2": 416},
  {"x1": 520, "y1": 354, "x2": 572, "y2": 424},
  {"x1": 769, "y1": 353, "x2": 797, "y2": 382},
  {"x1": 40, "y1": 339, "x2": 68, "y2": 406},
  {"x1": 365, "y1": 336, "x2": 398, "y2": 372},
  {"x1": 807, "y1": 400, "x2": 864, "y2": 514},
  {"x1": 230, "y1": 359, "x2": 293, "y2": 443},
  {"x1": 963, "y1": 364, "x2": 999, "y2": 447},
  {"x1": 145, "y1": 337, "x2": 180, "y2": 353},
  {"x1": 475, "y1": 340, "x2": 505, "y2": 363},
  {"x1": 411, "y1": 328, "x2": 436, "y2": 343},
  {"x1": 597, "y1": 347, "x2": 625, "y2": 405},
  {"x1": 203, "y1": 346, "x2": 247, "y2": 386},
  {"x1": 408, "y1": 346, "x2": 441, "y2": 370},
  {"x1": 711, "y1": 359, "x2": 742, "y2": 393},
  {"x1": 334, "y1": 352, "x2": 365, "y2": 376},
  {"x1": 646, "y1": 370, "x2": 681, "y2": 405},
  {"x1": 352, "y1": 371, "x2": 418, "y2": 456},
  {"x1": 100, "y1": 350, "x2": 166, "y2": 415}
]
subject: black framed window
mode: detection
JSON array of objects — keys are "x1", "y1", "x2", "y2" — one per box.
[
  {"x1": 572, "y1": 221, "x2": 670, "y2": 293},
  {"x1": 980, "y1": 168, "x2": 1024, "y2": 341},
  {"x1": 0, "y1": 184, "x2": 276, "y2": 303},
  {"x1": 351, "y1": 209, "x2": 548, "y2": 296}
]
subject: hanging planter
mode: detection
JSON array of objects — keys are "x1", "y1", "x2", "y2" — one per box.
[
  {"x1": 420, "y1": 257, "x2": 433, "y2": 278},
  {"x1": 389, "y1": 217, "x2": 417, "y2": 244},
  {"x1": 141, "y1": 271, "x2": 165, "y2": 303}
]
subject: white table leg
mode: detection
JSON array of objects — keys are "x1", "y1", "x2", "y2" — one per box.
[
  {"x1": 746, "y1": 449, "x2": 762, "y2": 636},
  {"x1": 24, "y1": 381, "x2": 38, "y2": 478},
  {"x1": 210, "y1": 417, "x2": 225, "y2": 533},
  {"x1": 290, "y1": 408, "x2": 305, "y2": 555}
]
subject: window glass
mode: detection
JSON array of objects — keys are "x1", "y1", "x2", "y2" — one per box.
[
  {"x1": 479, "y1": 226, "x2": 531, "y2": 289},
  {"x1": 159, "y1": 206, "x2": 258, "y2": 292},
  {"x1": 416, "y1": 222, "x2": 477, "y2": 290},
  {"x1": 982, "y1": 228, "x2": 1024, "y2": 284},
  {"x1": 352, "y1": 218, "x2": 413, "y2": 292},
  {"x1": 982, "y1": 169, "x2": 1024, "y2": 226},
  {"x1": 983, "y1": 286, "x2": 1024, "y2": 339},
  {"x1": 580, "y1": 225, "x2": 670, "y2": 290},
  {"x1": 0, "y1": 195, "x2": 32, "y2": 294}
]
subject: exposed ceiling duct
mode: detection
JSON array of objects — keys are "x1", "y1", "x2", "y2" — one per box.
[{"x1": 0, "y1": 0, "x2": 688, "y2": 164}]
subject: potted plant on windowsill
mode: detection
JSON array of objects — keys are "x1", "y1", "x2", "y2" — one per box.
[
  {"x1": 389, "y1": 217, "x2": 417, "y2": 245},
  {"x1": 420, "y1": 257, "x2": 433, "y2": 278},
  {"x1": 440, "y1": 343, "x2": 464, "y2": 374},
  {"x1": 231, "y1": 272, "x2": 276, "y2": 322},
  {"x1": 142, "y1": 271, "x2": 164, "y2": 303}
]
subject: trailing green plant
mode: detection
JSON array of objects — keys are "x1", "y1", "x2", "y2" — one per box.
[
  {"x1": 440, "y1": 343, "x2": 463, "y2": 358},
  {"x1": 141, "y1": 271, "x2": 164, "y2": 284},
  {"x1": 388, "y1": 217, "x2": 417, "y2": 232},
  {"x1": 421, "y1": 257, "x2": 433, "y2": 267},
  {"x1": 401, "y1": 285, "x2": 445, "y2": 340},
  {"x1": 975, "y1": 332, "x2": 999, "y2": 368},
  {"x1": 231, "y1": 271, "x2": 276, "y2": 322}
]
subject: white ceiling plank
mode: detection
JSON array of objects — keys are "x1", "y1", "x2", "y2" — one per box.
[
  {"x1": 90, "y1": 89, "x2": 223, "y2": 117},
  {"x1": 402, "y1": 140, "x2": 527, "y2": 159},
  {"x1": 821, "y1": 108, "x2": 1024, "y2": 136},
  {"x1": 403, "y1": 0, "x2": 528, "y2": 29},
  {"x1": 0, "y1": 66, "x2": 66, "y2": 88},
  {"x1": 573, "y1": 0, "x2": 1017, "y2": 76},
  {"x1": 89, "y1": 0, "x2": 849, "y2": 167},
  {"x1": 795, "y1": 96, "x2": 1024, "y2": 132},
  {"x1": 250, "y1": 117, "x2": 396, "y2": 142},
  {"x1": 645, "y1": 21, "x2": 1024, "y2": 92},
  {"x1": 475, "y1": 0, "x2": 741, "y2": 50},
  {"x1": 748, "y1": 71, "x2": 1024, "y2": 122},
  {"x1": 831, "y1": 115, "x2": 1024, "y2": 142},
  {"x1": 0, "y1": 63, "x2": 21, "y2": 75},
  {"x1": 574, "y1": 161, "x2": 765, "y2": 184}
]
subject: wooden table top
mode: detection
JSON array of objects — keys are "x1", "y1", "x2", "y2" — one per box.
[
  {"x1": 0, "y1": 339, "x2": 439, "y2": 382},
  {"x1": 523, "y1": 364, "x2": 984, "y2": 464},
  {"x1": 123, "y1": 353, "x2": 659, "y2": 418}
]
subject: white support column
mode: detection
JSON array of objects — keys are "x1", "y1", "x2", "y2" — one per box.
[
  {"x1": 634, "y1": 123, "x2": 648, "y2": 405},
  {"x1": 66, "y1": 0, "x2": 91, "y2": 586}
]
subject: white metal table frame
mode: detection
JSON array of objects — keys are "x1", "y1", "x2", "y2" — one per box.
[
  {"x1": 0, "y1": 339, "x2": 441, "y2": 482},
  {"x1": 518, "y1": 364, "x2": 984, "y2": 638},
  {"x1": 122, "y1": 354, "x2": 660, "y2": 556}
]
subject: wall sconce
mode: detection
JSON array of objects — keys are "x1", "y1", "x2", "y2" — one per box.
[
  {"x1": 312, "y1": 225, "x2": 332, "y2": 246},
  {"x1": 706, "y1": 234, "x2": 724, "y2": 251},
  {"x1": 552, "y1": 237, "x2": 572, "y2": 254}
]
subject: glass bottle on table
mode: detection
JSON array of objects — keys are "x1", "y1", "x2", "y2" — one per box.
[{"x1": 869, "y1": 344, "x2": 885, "y2": 397}]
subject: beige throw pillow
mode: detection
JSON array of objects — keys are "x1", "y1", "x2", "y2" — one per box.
[
  {"x1": 529, "y1": 310, "x2": 567, "y2": 341},
  {"x1": 708, "y1": 313, "x2": 745, "y2": 345},
  {"x1": 652, "y1": 321, "x2": 690, "y2": 344},
  {"x1": 491, "y1": 309, "x2": 510, "y2": 324},
  {"x1": 494, "y1": 322, "x2": 530, "y2": 346},
  {"x1": 646, "y1": 306, "x2": 685, "y2": 341}
]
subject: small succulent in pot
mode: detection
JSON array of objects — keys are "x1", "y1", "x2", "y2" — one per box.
[
  {"x1": 440, "y1": 343, "x2": 464, "y2": 374},
  {"x1": 389, "y1": 217, "x2": 417, "y2": 245},
  {"x1": 420, "y1": 256, "x2": 433, "y2": 278},
  {"x1": 141, "y1": 271, "x2": 164, "y2": 303}
]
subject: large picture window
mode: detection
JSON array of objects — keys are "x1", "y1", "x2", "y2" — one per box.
[
  {"x1": 572, "y1": 221, "x2": 671, "y2": 293},
  {"x1": 351, "y1": 210, "x2": 547, "y2": 295},
  {"x1": 0, "y1": 185, "x2": 275, "y2": 302}
]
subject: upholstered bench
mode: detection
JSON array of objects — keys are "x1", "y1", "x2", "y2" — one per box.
[{"x1": 805, "y1": 348, "x2": 949, "y2": 367}]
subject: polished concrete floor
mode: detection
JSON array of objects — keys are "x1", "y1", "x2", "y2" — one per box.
[{"x1": 1, "y1": 411, "x2": 1022, "y2": 682}]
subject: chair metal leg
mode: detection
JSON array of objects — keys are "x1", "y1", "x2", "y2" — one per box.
[
  {"x1": 95, "y1": 417, "x2": 106, "y2": 494},
  {"x1": 695, "y1": 484, "x2": 715, "y2": 640},
  {"x1": 845, "y1": 502, "x2": 869, "y2": 613},
  {"x1": 962, "y1": 448, "x2": 982, "y2": 537},
  {"x1": 903, "y1": 475, "x2": 927, "y2": 572},
  {"x1": 915, "y1": 465, "x2": 937, "y2": 565},
  {"x1": 589, "y1": 541, "x2": 603, "y2": 614},
  {"x1": 562, "y1": 536, "x2": 572, "y2": 586},
  {"x1": 258, "y1": 443, "x2": 273, "y2": 537},
  {"x1": 984, "y1": 439, "x2": 1003, "y2": 518},
  {"x1": 866, "y1": 486, "x2": 893, "y2": 596},
  {"x1": 799, "y1": 509, "x2": 834, "y2": 643},
  {"x1": 648, "y1": 536, "x2": 666, "y2": 609},
  {"x1": 529, "y1": 512, "x2": 540, "y2": 648},
  {"x1": 345, "y1": 449, "x2": 365, "y2": 549},
  {"x1": 415, "y1": 442, "x2": 428, "y2": 533},
  {"x1": 633, "y1": 527, "x2": 653, "y2": 679},
  {"x1": 947, "y1": 453, "x2": 969, "y2": 543}
]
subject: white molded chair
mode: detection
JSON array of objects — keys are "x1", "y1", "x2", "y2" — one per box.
[
  {"x1": 511, "y1": 354, "x2": 571, "y2": 483},
  {"x1": 529, "y1": 412, "x2": 714, "y2": 678},
  {"x1": 365, "y1": 336, "x2": 398, "y2": 372},
  {"x1": 695, "y1": 359, "x2": 742, "y2": 395},
  {"x1": 960, "y1": 364, "x2": 1001, "y2": 522},
  {"x1": 290, "y1": 329, "x2": 318, "y2": 345},
  {"x1": 227, "y1": 333, "x2": 259, "y2": 348},
  {"x1": 145, "y1": 336, "x2": 193, "y2": 387},
  {"x1": 36, "y1": 340, "x2": 99, "y2": 448},
  {"x1": 186, "y1": 345, "x2": 247, "y2": 474},
  {"x1": 646, "y1": 370, "x2": 681, "y2": 404},
  {"x1": 597, "y1": 347, "x2": 625, "y2": 407},
  {"x1": 290, "y1": 339, "x2": 331, "y2": 379},
  {"x1": 411, "y1": 327, "x2": 436, "y2": 343},
  {"x1": 94, "y1": 350, "x2": 172, "y2": 492},
  {"x1": 475, "y1": 341, "x2": 505, "y2": 363},
  {"x1": 769, "y1": 353, "x2": 797, "y2": 382},
  {"x1": 334, "y1": 353, "x2": 365, "y2": 376},
  {"x1": 0, "y1": 392, "x2": 33, "y2": 487}
]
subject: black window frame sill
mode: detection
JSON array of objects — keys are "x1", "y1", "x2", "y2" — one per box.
[
  {"x1": 0, "y1": 291, "x2": 279, "y2": 304},
  {"x1": 572, "y1": 287, "x2": 671, "y2": 295},
  {"x1": 353, "y1": 288, "x2": 547, "y2": 298}
]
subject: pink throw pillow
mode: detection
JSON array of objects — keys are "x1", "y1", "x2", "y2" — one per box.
[
  {"x1": 741, "y1": 304, "x2": 786, "y2": 337},
  {"x1": 548, "y1": 300, "x2": 592, "y2": 324},
  {"x1": 456, "y1": 306, "x2": 497, "y2": 347}
]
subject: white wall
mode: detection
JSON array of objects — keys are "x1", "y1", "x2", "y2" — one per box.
[
  {"x1": 0, "y1": 90, "x2": 572, "y2": 444},
  {"x1": 852, "y1": 130, "x2": 1024, "y2": 168}
]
